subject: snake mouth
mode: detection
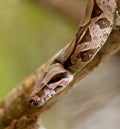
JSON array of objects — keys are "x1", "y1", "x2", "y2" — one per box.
[
  {"x1": 29, "y1": 85, "x2": 63, "y2": 107},
  {"x1": 29, "y1": 88, "x2": 55, "y2": 107}
]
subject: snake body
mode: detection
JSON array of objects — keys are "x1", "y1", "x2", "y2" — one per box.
[
  {"x1": 29, "y1": 0, "x2": 117, "y2": 107},
  {"x1": 58, "y1": 0, "x2": 117, "y2": 73}
]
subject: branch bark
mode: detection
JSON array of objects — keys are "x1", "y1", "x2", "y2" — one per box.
[
  {"x1": 29, "y1": 0, "x2": 87, "y2": 23},
  {"x1": 30, "y1": 0, "x2": 120, "y2": 24},
  {"x1": 0, "y1": 0, "x2": 120, "y2": 129}
]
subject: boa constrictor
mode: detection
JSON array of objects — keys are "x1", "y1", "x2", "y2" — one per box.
[{"x1": 29, "y1": 0, "x2": 117, "y2": 107}]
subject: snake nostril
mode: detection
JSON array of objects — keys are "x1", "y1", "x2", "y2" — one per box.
[
  {"x1": 29, "y1": 99, "x2": 34, "y2": 104},
  {"x1": 29, "y1": 95, "x2": 41, "y2": 106},
  {"x1": 29, "y1": 99, "x2": 38, "y2": 106}
]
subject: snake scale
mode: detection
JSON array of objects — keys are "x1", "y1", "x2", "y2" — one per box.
[{"x1": 29, "y1": 0, "x2": 117, "y2": 107}]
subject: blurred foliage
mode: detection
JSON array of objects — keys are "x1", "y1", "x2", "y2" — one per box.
[{"x1": 0, "y1": 0, "x2": 77, "y2": 98}]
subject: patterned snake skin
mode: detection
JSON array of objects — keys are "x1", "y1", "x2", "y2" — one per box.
[{"x1": 29, "y1": 0, "x2": 117, "y2": 107}]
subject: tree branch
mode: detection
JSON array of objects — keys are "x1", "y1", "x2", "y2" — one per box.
[
  {"x1": 0, "y1": 0, "x2": 120, "y2": 129},
  {"x1": 0, "y1": 29, "x2": 120, "y2": 129},
  {"x1": 30, "y1": 0, "x2": 120, "y2": 25},
  {"x1": 29, "y1": 0, "x2": 87, "y2": 23}
]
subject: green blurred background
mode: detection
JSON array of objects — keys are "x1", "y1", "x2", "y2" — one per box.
[{"x1": 0, "y1": 0, "x2": 77, "y2": 98}]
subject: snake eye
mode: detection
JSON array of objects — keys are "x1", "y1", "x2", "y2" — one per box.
[{"x1": 48, "y1": 73, "x2": 66, "y2": 84}]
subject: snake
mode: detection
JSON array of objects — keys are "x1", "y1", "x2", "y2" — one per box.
[{"x1": 29, "y1": 0, "x2": 117, "y2": 107}]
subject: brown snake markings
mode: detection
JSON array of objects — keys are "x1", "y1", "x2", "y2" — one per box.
[{"x1": 29, "y1": 0, "x2": 117, "y2": 107}]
